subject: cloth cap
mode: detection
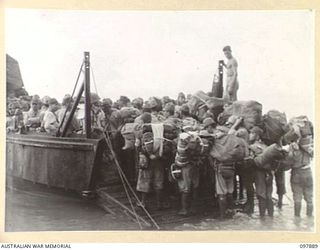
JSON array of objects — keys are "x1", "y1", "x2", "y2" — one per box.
[
  {"x1": 102, "y1": 98, "x2": 113, "y2": 107},
  {"x1": 62, "y1": 95, "x2": 73, "y2": 106},
  {"x1": 119, "y1": 95, "x2": 130, "y2": 104},
  {"x1": 164, "y1": 102, "x2": 175, "y2": 113},
  {"x1": 14, "y1": 109, "x2": 23, "y2": 116},
  {"x1": 143, "y1": 101, "x2": 151, "y2": 110},
  {"x1": 41, "y1": 96, "x2": 51, "y2": 105},
  {"x1": 180, "y1": 104, "x2": 190, "y2": 113},
  {"x1": 48, "y1": 98, "x2": 58, "y2": 105},
  {"x1": 223, "y1": 45, "x2": 232, "y2": 52},
  {"x1": 149, "y1": 97, "x2": 158, "y2": 109},
  {"x1": 178, "y1": 92, "x2": 185, "y2": 98},
  {"x1": 250, "y1": 126, "x2": 263, "y2": 137},
  {"x1": 31, "y1": 97, "x2": 41, "y2": 104}
]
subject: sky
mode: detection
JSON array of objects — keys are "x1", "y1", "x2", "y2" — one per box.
[{"x1": 5, "y1": 9, "x2": 314, "y2": 121}]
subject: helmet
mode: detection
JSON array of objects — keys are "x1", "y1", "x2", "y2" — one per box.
[{"x1": 90, "y1": 93, "x2": 100, "y2": 104}]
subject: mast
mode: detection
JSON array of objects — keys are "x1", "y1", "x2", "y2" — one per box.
[{"x1": 84, "y1": 52, "x2": 92, "y2": 138}]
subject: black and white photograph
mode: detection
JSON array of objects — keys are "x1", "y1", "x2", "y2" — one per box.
[{"x1": 5, "y1": 9, "x2": 315, "y2": 232}]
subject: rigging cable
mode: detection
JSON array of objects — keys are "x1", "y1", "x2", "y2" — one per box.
[
  {"x1": 56, "y1": 61, "x2": 84, "y2": 136},
  {"x1": 91, "y1": 66, "x2": 160, "y2": 229},
  {"x1": 103, "y1": 131, "x2": 160, "y2": 229}
]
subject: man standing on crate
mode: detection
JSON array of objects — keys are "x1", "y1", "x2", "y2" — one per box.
[{"x1": 222, "y1": 46, "x2": 239, "y2": 102}]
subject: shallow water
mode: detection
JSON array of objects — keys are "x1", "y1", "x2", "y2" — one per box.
[
  {"x1": 6, "y1": 173, "x2": 314, "y2": 232},
  {"x1": 5, "y1": 187, "x2": 141, "y2": 231}
]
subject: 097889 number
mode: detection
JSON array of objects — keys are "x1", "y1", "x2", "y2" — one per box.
[{"x1": 300, "y1": 244, "x2": 318, "y2": 248}]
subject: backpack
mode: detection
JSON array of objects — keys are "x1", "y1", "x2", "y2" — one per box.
[
  {"x1": 218, "y1": 100, "x2": 262, "y2": 130},
  {"x1": 210, "y1": 134, "x2": 248, "y2": 163},
  {"x1": 262, "y1": 110, "x2": 288, "y2": 144}
]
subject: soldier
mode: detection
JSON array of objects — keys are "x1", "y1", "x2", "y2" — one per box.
[
  {"x1": 176, "y1": 126, "x2": 200, "y2": 216},
  {"x1": 287, "y1": 143, "x2": 313, "y2": 217},
  {"x1": 43, "y1": 98, "x2": 60, "y2": 135},
  {"x1": 163, "y1": 102, "x2": 181, "y2": 128},
  {"x1": 248, "y1": 126, "x2": 274, "y2": 218},
  {"x1": 90, "y1": 93, "x2": 105, "y2": 138},
  {"x1": 24, "y1": 97, "x2": 41, "y2": 129},
  {"x1": 222, "y1": 46, "x2": 239, "y2": 102},
  {"x1": 136, "y1": 113, "x2": 167, "y2": 210}
]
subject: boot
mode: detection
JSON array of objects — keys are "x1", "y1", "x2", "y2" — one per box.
[
  {"x1": 226, "y1": 193, "x2": 234, "y2": 210},
  {"x1": 294, "y1": 202, "x2": 301, "y2": 217},
  {"x1": 178, "y1": 193, "x2": 191, "y2": 216},
  {"x1": 243, "y1": 196, "x2": 254, "y2": 214},
  {"x1": 155, "y1": 190, "x2": 163, "y2": 210},
  {"x1": 218, "y1": 195, "x2": 227, "y2": 219},
  {"x1": 137, "y1": 192, "x2": 147, "y2": 208},
  {"x1": 190, "y1": 188, "x2": 198, "y2": 214},
  {"x1": 258, "y1": 197, "x2": 266, "y2": 218},
  {"x1": 266, "y1": 198, "x2": 274, "y2": 217},
  {"x1": 278, "y1": 194, "x2": 283, "y2": 209},
  {"x1": 306, "y1": 203, "x2": 313, "y2": 217}
]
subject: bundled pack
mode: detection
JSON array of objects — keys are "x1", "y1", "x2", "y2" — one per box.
[
  {"x1": 188, "y1": 90, "x2": 226, "y2": 116},
  {"x1": 289, "y1": 116, "x2": 313, "y2": 137},
  {"x1": 175, "y1": 131, "x2": 211, "y2": 167},
  {"x1": 262, "y1": 110, "x2": 288, "y2": 144},
  {"x1": 119, "y1": 107, "x2": 140, "y2": 122},
  {"x1": 120, "y1": 123, "x2": 137, "y2": 150},
  {"x1": 299, "y1": 135, "x2": 313, "y2": 157},
  {"x1": 254, "y1": 143, "x2": 284, "y2": 169},
  {"x1": 218, "y1": 100, "x2": 262, "y2": 130},
  {"x1": 282, "y1": 116, "x2": 313, "y2": 156},
  {"x1": 142, "y1": 123, "x2": 178, "y2": 140},
  {"x1": 141, "y1": 123, "x2": 178, "y2": 158},
  {"x1": 210, "y1": 134, "x2": 248, "y2": 163}
]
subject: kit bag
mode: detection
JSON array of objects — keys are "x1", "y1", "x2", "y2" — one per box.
[
  {"x1": 120, "y1": 123, "x2": 136, "y2": 150},
  {"x1": 254, "y1": 143, "x2": 284, "y2": 168},
  {"x1": 262, "y1": 110, "x2": 288, "y2": 144},
  {"x1": 210, "y1": 134, "x2": 248, "y2": 163},
  {"x1": 218, "y1": 100, "x2": 262, "y2": 130}
]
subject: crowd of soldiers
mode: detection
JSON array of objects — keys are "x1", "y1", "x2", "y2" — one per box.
[{"x1": 6, "y1": 89, "x2": 314, "y2": 221}]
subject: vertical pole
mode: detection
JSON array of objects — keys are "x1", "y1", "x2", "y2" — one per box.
[
  {"x1": 217, "y1": 60, "x2": 224, "y2": 98},
  {"x1": 84, "y1": 52, "x2": 91, "y2": 138}
]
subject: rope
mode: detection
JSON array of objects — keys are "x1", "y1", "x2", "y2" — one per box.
[
  {"x1": 56, "y1": 61, "x2": 84, "y2": 136},
  {"x1": 103, "y1": 131, "x2": 160, "y2": 229},
  {"x1": 90, "y1": 66, "x2": 99, "y2": 95},
  {"x1": 89, "y1": 66, "x2": 160, "y2": 229},
  {"x1": 103, "y1": 131, "x2": 142, "y2": 229}
]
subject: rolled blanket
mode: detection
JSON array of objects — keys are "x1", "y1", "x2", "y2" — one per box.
[
  {"x1": 151, "y1": 123, "x2": 164, "y2": 157},
  {"x1": 254, "y1": 143, "x2": 284, "y2": 168}
]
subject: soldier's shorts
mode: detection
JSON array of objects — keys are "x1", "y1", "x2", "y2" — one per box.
[
  {"x1": 177, "y1": 163, "x2": 199, "y2": 193},
  {"x1": 255, "y1": 169, "x2": 273, "y2": 199},
  {"x1": 275, "y1": 170, "x2": 286, "y2": 195},
  {"x1": 136, "y1": 158, "x2": 164, "y2": 193},
  {"x1": 291, "y1": 167, "x2": 313, "y2": 203},
  {"x1": 215, "y1": 164, "x2": 235, "y2": 195}
]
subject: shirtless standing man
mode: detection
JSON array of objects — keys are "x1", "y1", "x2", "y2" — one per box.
[{"x1": 223, "y1": 46, "x2": 239, "y2": 102}]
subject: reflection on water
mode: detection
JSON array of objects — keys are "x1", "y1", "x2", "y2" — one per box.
[
  {"x1": 6, "y1": 175, "x2": 314, "y2": 232},
  {"x1": 5, "y1": 187, "x2": 140, "y2": 231}
]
